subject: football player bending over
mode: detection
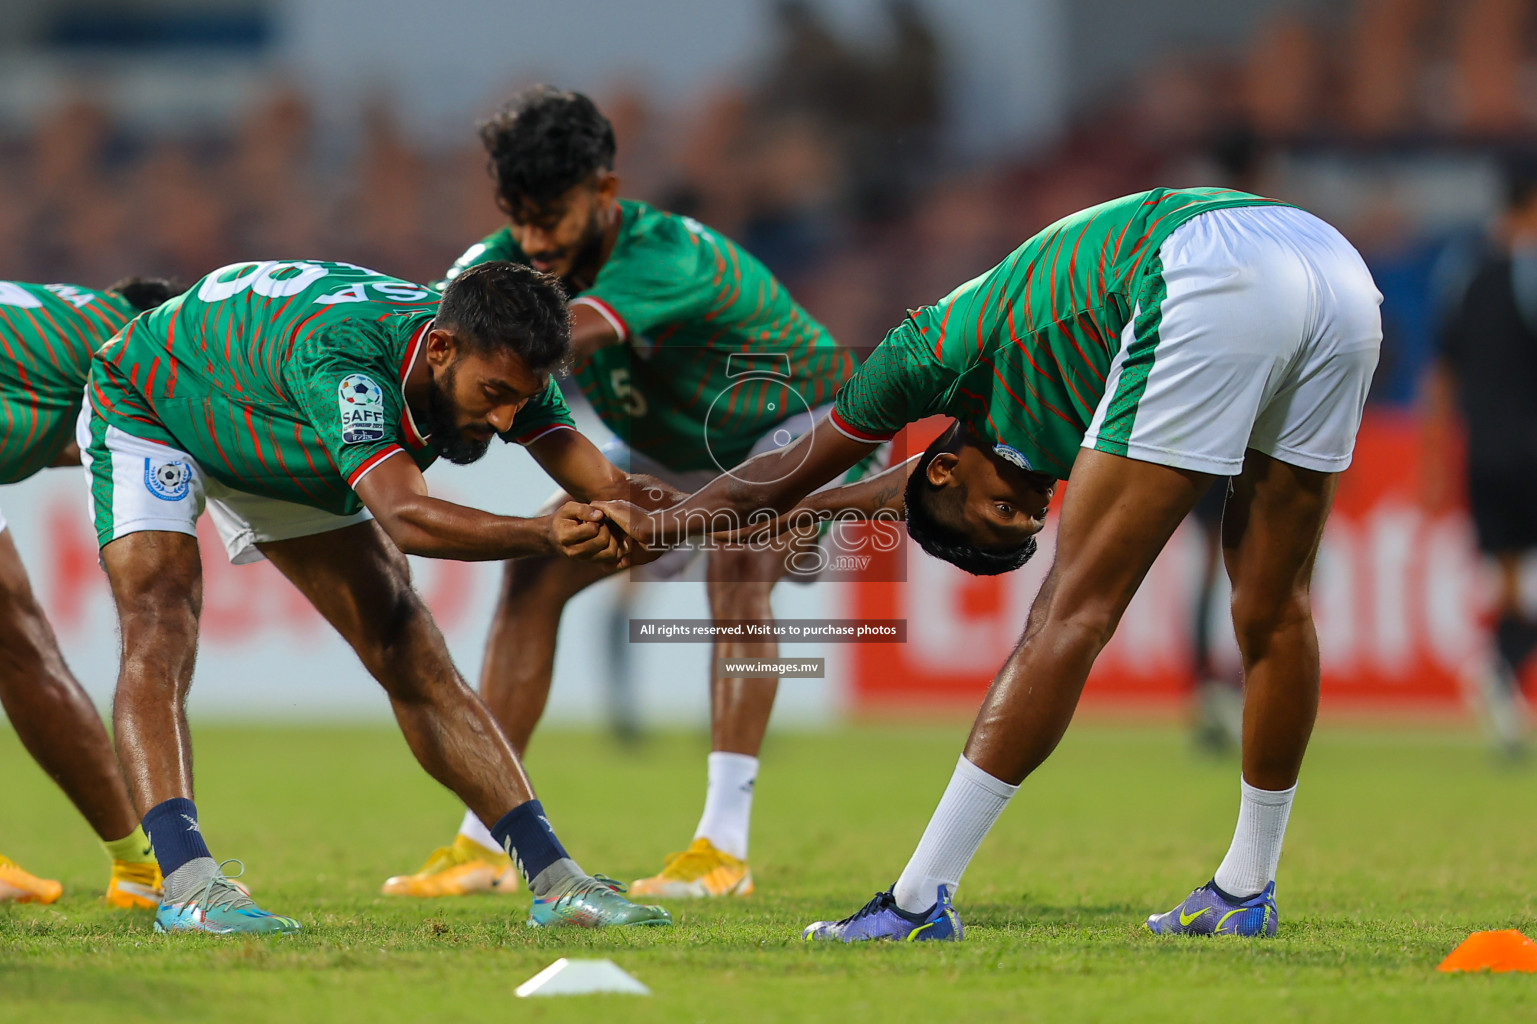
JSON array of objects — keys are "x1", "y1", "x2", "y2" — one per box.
[{"x1": 595, "y1": 188, "x2": 1382, "y2": 940}]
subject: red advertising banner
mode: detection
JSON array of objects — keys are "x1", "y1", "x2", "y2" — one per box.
[{"x1": 843, "y1": 412, "x2": 1483, "y2": 712}]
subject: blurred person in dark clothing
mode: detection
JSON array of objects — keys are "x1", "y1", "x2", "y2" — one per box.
[
  {"x1": 757, "y1": 0, "x2": 864, "y2": 131},
  {"x1": 854, "y1": 0, "x2": 944, "y2": 219},
  {"x1": 1426, "y1": 159, "x2": 1537, "y2": 759}
]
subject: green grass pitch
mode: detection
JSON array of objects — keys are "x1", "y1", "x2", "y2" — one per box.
[{"x1": 2, "y1": 721, "x2": 1534, "y2": 1023}]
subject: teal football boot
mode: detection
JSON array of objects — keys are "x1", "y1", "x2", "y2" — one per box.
[
  {"x1": 527, "y1": 874, "x2": 672, "y2": 928},
  {"x1": 154, "y1": 860, "x2": 301, "y2": 935}
]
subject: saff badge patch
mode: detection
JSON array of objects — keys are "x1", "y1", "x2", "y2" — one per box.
[{"x1": 338, "y1": 373, "x2": 387, "y2": 444}]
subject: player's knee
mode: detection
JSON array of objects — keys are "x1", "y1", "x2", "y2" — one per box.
[
  {"x1": 1051, "y1": 605, "x2": 1121, "y2": 655},
  {"x1": 707, "y1": 574, "x2": 775, "y2": 620},
  {"x1": 501, "y1": 555, "x2": 580, "y2": 607},
  {"x1": 0, "y1": 577, "x2": 51, "y2": 645},
  {"x1": 116, "y1": 570, "x2": 202, "y2": 645},
  {"x1": 351, "y1": 586, "x2": 440, "y2": 686},
  {"x1": 707, "y1": 547, "x2": 781, "y2": 615},
  {"x1": 0, "y1": 557, "x2": 39, "y2": 610},
  {"x1": 0, "y1": 608, "x2": 65, "y2": 687},
  {"x1": 1026, "y1": 578, "x2": 1122, "y2": 655},
  {"x1": 1229, "y1": 585, "x2": 1311, "y2": 656}
]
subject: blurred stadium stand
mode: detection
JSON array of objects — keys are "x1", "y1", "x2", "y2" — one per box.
[{"x1": 0, "y1": 0, "x2": 1529, "y2": 402}]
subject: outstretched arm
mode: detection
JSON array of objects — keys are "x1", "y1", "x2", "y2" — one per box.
[
  {"x1": 598, "y1": 454, "x2": 916, "y2": 550},
  {"x1": 524, "y1": 423, "x2": 689, "y2": 511},
  {"x1": 353, "y1": 450, "x2": 626, "y2": 564},
  {"x1": 796, "y1": 454, "x2": 916, "y2": 520},
  {"x1": 591, "y1": 414, "x2": 884, "y2": 549}
]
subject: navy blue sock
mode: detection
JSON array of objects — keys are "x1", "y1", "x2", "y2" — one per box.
[
  {"x1": 142, "y1": 797, "x2": 213, "y2": 876},
  {"x1": 490, "y1": 800, "x2": 569, "y2": 886}
]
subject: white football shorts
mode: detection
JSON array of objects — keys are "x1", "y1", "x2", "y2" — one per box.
[{"x1": 1083, "y1": 203, "x2": 1383, "y2": 475}]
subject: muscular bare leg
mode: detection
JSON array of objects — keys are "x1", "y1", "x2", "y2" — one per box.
[
  {"x1": 705, "y1": 546, "x2": 785, "y2": 757},
  {"x1": 883, "y1": 449, "x2": 1209, "y2": 914},
  {"x1": 887, "y1": 450, "x2": 1335, "y2": 918},
  {"x1": 660, "y1": 544, "x2": 789, "y2": 871},
  {"x1": 259, "y1": 522, "x2": 540, "y2": 826},
  {"x1": 265, "y1": 523, "x2": 666, "y2": 918},
  {"x1": 479, "y1": 552, "x2": 616, "y2": 756},
  {"x1": 0, "y1": 530, "x2": 138, "y2": 841},
  {"x1": 1167, "y1": 449, "x2": 1341, "y2": 909},
  {"x1": 1223, "y1": 450, "x2": 1337, "y2": 792},
  {"x1": 964, "y1": 450, "x2": 1210, "y2": 783},
  {"x1": 102, "y1": 531, "x2": 203, "y2": 814}
]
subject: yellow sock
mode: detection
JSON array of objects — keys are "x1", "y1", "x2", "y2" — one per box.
[{"x1": 103, "y1": 825, "x2": 155, "y2": 865}]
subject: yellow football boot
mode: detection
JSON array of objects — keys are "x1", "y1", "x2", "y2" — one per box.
[
  {"x1": 105, "y1": 859, "x2": 162, "y2": 910},
  {"x1": 629, "y1": 838, "x2": 754, "y2": 898},
  {"x1": 381, "y1": 834, "x2": 520, "y2": 897},
  {"x1": 0, "y1": 854, "x2": 63, "y2": 904}
]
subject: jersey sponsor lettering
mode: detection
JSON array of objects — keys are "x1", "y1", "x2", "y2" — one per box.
[{"x1": 89, "y1": 261, "x2": 573, "y2": 514}]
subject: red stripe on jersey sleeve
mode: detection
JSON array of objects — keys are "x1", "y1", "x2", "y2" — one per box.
[
  {"x1": 346, "y1": 445, "x2": 405, "y2": 488},
  {"x1": 571, "y1": 296, "x2": 630, "y2": 342},
  {"x1": 829, "y1": 407, "x2": 894, "y2": 444},
  {"x1": 512, "y1": 423, "x2": 574, "y2": 446}
]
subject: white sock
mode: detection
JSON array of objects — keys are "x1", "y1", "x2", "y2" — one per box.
[
  {"x1": 892, "y1": 755, "x2": 1019, "y2": 914},
  {"x1": 692, "y1": 751, "x2": 758, "y2": 860},
  {"x1": 457, "y1": 809, "x2": 500, "y2": 854},
  {"x1": 1212, "y1": 777, "x2": 1297, "y2": 898}
]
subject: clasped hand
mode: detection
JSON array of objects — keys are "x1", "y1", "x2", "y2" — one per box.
[{"x1": 549, "y1": 501, "x2": 633, "y2": 567}]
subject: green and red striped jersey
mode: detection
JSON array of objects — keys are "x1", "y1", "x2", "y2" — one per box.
[
  {"x1": 88, "y1": 260, "x2": 573, "y2": 515},
  {"x1": 831, "y1": 188, "x2": 1289, "y2": 478},
  {"x1": 442, "y1": 199, "x2": 855, "y2": 472},
  {"x1": 0, "y1": 281, "x2": 135, "y2": 482}
]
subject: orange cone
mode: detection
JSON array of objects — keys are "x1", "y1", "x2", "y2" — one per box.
[{"x1": 1437, "y1": 930, "x2": 1537, "y2": 973}]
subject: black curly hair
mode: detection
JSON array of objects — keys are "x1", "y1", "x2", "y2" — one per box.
[
  {"x1": 903, "y1": 426, "x2": 1038, "y2": 577},
  {"x1": 107, "y1": 276, "x2": 178, "y2": 312},
  {"x1": 479, "y1": 86, "x2": 615, "y2": 212},
  {"x1": 435, "y1": 261, "x2": 572, "y2": 374}
]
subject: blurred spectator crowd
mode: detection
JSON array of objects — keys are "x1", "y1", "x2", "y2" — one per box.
[{"x1": 4, "y1": 0, "x2": 1537, "y2": 404}]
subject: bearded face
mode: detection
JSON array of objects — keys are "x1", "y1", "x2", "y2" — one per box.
[{"x1": 422, "y1": 358, "x2": 494, "y2": 465}]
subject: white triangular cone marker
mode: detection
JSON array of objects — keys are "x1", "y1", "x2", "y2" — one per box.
[{"x1": 516, "y1": 958, "x2": 651, "y2": 997}]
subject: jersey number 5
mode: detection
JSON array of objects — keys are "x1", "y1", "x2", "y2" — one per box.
[{"x1": 609, "y1": 368, "x2": 648, "y2": 417}]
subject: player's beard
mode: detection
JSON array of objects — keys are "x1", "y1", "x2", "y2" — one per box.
[
  {"x1": 560, "y1": 212, "x2": 609, "y2": 291},
  {"x1": 423, "y1": 360, "x2": 492, "y2": 465}
]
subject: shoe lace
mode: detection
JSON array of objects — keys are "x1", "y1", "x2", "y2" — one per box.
[
  {"x1": 834, "y1": 891, "x2": 898, "y2": 927},
  {"x1": 548, "y1": 874, "x2": 628, "y2": 907},
  {"x1": 186, "y1": 859, "x2": 257, "y2": 913}
]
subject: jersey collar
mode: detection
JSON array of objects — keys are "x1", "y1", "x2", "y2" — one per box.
[{"x1": 398, "y1": 318, "x2": 432, "y2": 449}]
